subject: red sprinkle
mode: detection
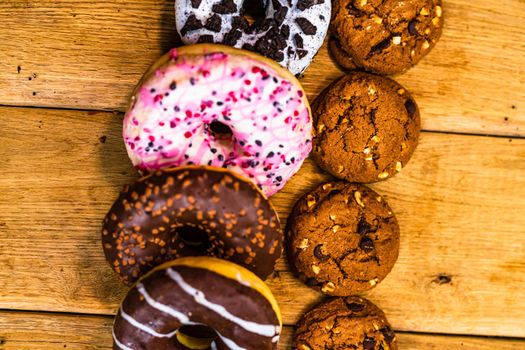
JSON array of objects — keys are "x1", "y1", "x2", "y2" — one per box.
[
  {"x1": 186, "y1": 110, "x2": 192, "y2": 118},
  {"x1": 159, "y1": 121, "x2": 165, "y2": 126},
  {"x1": 244, "y1": 79, "x2": 251, "y2": 85},
  {"x1": 298, "y1": 90, "x2": 304, "y2": 97},
  {"x1": 202, "y1": 70, "x2": 210, "y2": 78},
  {"x1": 284, "y1": 117, "x2": 292, "y2": 124},
  {"x1": 154, "y1": 94, "x2": 164, "y2": 103},
  {"x1": 294, "y1": 110, "x2": 299, "y2": 116},
  {"x1": 148, "y1": 135, "x2": 155, "y2": 142},
  {"x1": 184, "y1": 131, "x2": 192, "y2": 138},
  {"x1": 251, "y1": 66, "x2": 260, "y2": 73}
]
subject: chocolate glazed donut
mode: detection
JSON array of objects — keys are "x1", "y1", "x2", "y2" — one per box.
[
  {"x1": 112, "y1": 257, "x2": 282, "y2": 350},
  {"x1": 102, "y1": 166, "x2": 282, "y2": 285}
]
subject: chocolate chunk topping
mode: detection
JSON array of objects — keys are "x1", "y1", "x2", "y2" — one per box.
[
  {"x1": 205, "y1": 14, "x2": 222, "y2": 32},
  {"x1": 254, "y1": 28, "x2": 286, "y2": 62},
  {"x1": 181, "y1": 14, "x2": 203, "y2": 35},
  {"x1": 380, "y1": 327, "x2": 395, "y2": 343},
  {"x1": 212, "y1": 0, "x2": 237, "y2": 14},
  {"x1": 294, "y1": 34, "x2": 304, "y2": 48},
  {"x1": 232, "y1": 16, "x2": 249, "y2": 30},
  {"x1": 274, "y1": 7, "x2": 288, "y2": 25},
  {"x1": 346, "y1": 302, "x2": 365, "y2": 312},
  {"x1": 296, "y1": 49, "x2": 308, "y2": 58},
  {"x1": 408, "y1": 19, "x2": 418, "y2": 36},
  {"x1": 359, "y1": 237, "x2": 375, "y2": 252},
  {"x1": 369, "y1": 109, "x2": 376, "y2": 124},
  {"x1": 295, "y1": 17, "x2": 317, "y2": 35},
  {"x1": 191, "y1": 0, "x2": 202, "y2": 8},
  {"x1": 297, "y1": 0, "x2": 324, "y2": 11},
  {"x1": 405, "y1": 99, "x2": 417, "y2": 118},
  {"x1": 363, "y1": 337, "x2": 376, "y2": 350},
  {"x1": 224, "y1": 29, "x2": 242, "y2": 45},
  {"x1": 197, "y1": 35, "x2": 214, "y2": 43},
  {"x1": 370, "y1": 37, "x2": 391, "y2": 55},
  {"x1": 357, "y1": 217, "x2": 374, "y2": 234},
  {"x1": 313, "y1": 244, "x2": 329, "y2": 261},
  {"x1": 280, "y1": 24, "x2": 290, "y2": 38}
]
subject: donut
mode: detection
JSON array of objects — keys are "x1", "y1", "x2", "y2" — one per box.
[
  {"x1": 175, "y1": 0, "x2": 331, "y2": 75},
  {"x1": 123, "y1": 44, "x2": 312, "y2": 196},
  {"x1": 102, "y1": 166, "x2": 283, "y2": 285},
  {"x1": 112, "y1": 257, "x2": 282, "y2": 350}
]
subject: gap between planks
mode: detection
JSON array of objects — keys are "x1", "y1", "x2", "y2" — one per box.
[{"x1": 0, "y1": 309, "x2": 524, "y2": 350}]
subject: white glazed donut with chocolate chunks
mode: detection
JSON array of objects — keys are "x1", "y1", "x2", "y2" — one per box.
[
  {"x1": 175, "y1": 0, "x2": 330, "y2": 75},
  {"x1": 112, "y1": 257, "x2": 282, "y2": 350}
]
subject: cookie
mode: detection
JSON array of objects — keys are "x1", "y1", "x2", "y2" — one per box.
[
  {"x1": 312, "y1": 72, "x2": 420, "y2": 183},
  {"x1": 330, "y1": 0, "x2": 443, "y2": 75},
  {"x1": 286, "y1": 182, "x2": 400, "y2": 296},
  {"x1": 293, "y1": 296, "x2": 398, "y2": 350}
]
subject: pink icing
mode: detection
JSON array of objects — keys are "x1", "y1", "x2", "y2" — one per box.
[{"x1": 123, "y1": 48, "x2": 312, "y2": 196}]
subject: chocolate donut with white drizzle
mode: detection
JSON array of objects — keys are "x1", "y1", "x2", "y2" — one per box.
[{"x1": 112, "y1": 257, "x2": 282, "y2": 349}]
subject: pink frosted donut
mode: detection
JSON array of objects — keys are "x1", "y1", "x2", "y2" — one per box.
[{"x1": 123, "y1": 44, "x2": 312, "y2": 196}]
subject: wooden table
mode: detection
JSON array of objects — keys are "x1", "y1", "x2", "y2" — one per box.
[{"x1": 0, "y1": 1, "x2": 524, "y2": 349}]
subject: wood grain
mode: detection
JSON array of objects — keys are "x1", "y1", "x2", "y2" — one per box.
[
  {"x1": 0, "y1": 0, "x2": 524, "y2": 136},
  {"x1": 1, "y1": 106, "x2": 524, "y2": 337},
  {"x1": 1, "y1": 310, "x2": 524, "y2": 350}
]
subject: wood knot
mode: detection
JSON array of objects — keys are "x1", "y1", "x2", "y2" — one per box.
[{"x1": 432, "y1": 274, "x2": 452, "y2": 285}]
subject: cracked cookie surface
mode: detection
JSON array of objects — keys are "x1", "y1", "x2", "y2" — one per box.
[
  {"x1": 285, "y1": 182, "x2": 400, "y2": 296},
  {"x1": 293, "y1": 296, "x2": 398, "y2": 350},
  {"x1": 312, "y1": 72, "x2": 420, "y2": 183},
  {"x1": 330, "y1": 0, "x2": 443, "y2": 75}
]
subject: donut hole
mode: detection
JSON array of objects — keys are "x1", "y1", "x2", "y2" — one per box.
[
  {"x1": 176, "y1": 226, "x2": 212, "y2": 255},
  {"x1": 240, "y1": 0, "x2": 266, "y2": 25},
  {"x1": 209, "y1": 120, "x2": 233, "y2": 139},
  {"x1": 176, "y1": 325, "x2": 218, "y2": 349}
]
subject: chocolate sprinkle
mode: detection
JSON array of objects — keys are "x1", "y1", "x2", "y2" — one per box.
[{"x1": 191, "y1": 0, "x2": 202, "y2": 8}]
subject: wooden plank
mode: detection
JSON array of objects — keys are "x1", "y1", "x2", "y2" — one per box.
[
  {"x1": 1, "y1": 311, "x2": 524, "y2": 350},
  {"x1": 1, "y1": 106, "x2": 525, "y2": 337},
  {"x1": 0, "y1": 0, "x2": 524, "y2": 136}
]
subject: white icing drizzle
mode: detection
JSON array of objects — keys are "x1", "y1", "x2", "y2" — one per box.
[
  {"x1": 166, "y1": 268, "x2": 280, "y2": 338},
  {"x1": 120, "y1": 308, "x2": 178, "y2": 338},
  {"x1": 215, "y1": 330, "x2": 248, "y2": 350},
  {"x1": 235, "y1": 272, "x2": 252, "y2": 287},
  {"x1": 112, "y1": 329, "x2": 135, "y2": 350},
  {"x1": 137, "y1": 282, "x2": 195, "y2": 325}
]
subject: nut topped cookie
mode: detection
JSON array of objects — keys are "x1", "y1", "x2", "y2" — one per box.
[
  {"x1": 312, "y1": 72, "x2": 420, "y2": 183},
  {"x1": 286, "y1": 182, "x2": 400, "y2": 296},
  {"x1": 331, "y1": 0, "x2": 443, "y2": 75},
  {"x1": 293, "y1": 296, "x2": 398, "y2": 350}
]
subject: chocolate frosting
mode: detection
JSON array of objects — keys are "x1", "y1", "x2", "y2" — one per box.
[{"x1": 102, "y1": 166, "x2": 283, "y2": 285}]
